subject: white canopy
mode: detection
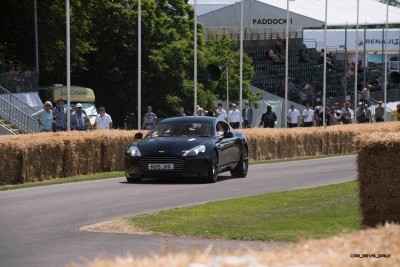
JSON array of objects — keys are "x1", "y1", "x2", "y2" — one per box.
[{"x1": 196, "y1": 0, "x2": 400, "y2": 34}]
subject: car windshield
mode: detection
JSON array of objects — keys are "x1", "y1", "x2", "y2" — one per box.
[{"x1": 148, "y1": 122, "x2": 212, "y2": 138}]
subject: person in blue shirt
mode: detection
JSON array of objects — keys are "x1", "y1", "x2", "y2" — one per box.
[{"x1": 32, "y1": 101, "x2": 54, "y2": 132}]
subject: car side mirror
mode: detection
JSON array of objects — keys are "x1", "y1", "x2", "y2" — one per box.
[
  {"x1": 134, "y1": 132, "x2": 143, "y2": 139},
  {"x1": 223, "y1": 132, "x2": 233, "y2": 138}
]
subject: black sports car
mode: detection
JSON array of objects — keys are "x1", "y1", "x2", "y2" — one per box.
[{"x1": 124, "y1": 116, "x2": 248, "y2": 183}]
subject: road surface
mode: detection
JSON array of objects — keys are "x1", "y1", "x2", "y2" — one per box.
[{"x1": 0, "y1": 155, "x2": 357, "y2": 267}]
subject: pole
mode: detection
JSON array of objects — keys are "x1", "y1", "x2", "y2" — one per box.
[
  {"x1": 138, "y1": 0, "x2": 142, "y2": 129},
  {"x1": 226, "y1": 65, "x2": 229, "y2": 111},
  {"x1": 66, "y1": 0, "x2": 71, "y2": 131},
  {"x1": 239, "y1": 0, "x2": 243, "y2": 128},
  {"x1": 363, "y1": 27, "x2": 367, "y2": 83},
  {"x1": 284, "y1": 0, "x2": 290, "y2": 128},
  {"x1": 322, "y1": 0, "x2": 328, "y2": 127},
  {"x1": 194, "y1": 0, "x2": 198, "y2": 116},
  {"x1": 344, "y1": 25, "x2": 348, "y2": 97},
  {"x1": 384, "y1": 0, "x2": 389, "y2": 121},
  {"x1": 354, "y1": 0, "x2": 360, "y2": 121},
  {"x1": 34, "y1": 0, "x2": 39, "y2": 74}
]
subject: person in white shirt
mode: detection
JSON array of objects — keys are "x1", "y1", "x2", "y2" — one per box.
[
  {"x1": 217, "y1": 103, "x2": 227, "y2": 122},
  {"x1": 227, "y1": 103, "x2": 233, "y2": 123},
  {"x1": 94, "y1": 106, "x2": 113, "y2": 130},
  {"x1": 229, "y1": 103, "x2": 241, "y2": 129},
  {"x1": 302, "y1": 103, "x2": 314, "y2": 127},
  {"x1": 287, "y1": 104, "x2": 300, "y2": 128}
]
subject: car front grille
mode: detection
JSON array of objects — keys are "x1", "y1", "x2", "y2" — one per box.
[{"x1": 139, "y1": 156, "x2": 185, "y2": 172}]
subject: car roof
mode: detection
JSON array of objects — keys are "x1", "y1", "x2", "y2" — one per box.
[{"x1": 158, "y1": 116, "x2": 221, "y2": 124}]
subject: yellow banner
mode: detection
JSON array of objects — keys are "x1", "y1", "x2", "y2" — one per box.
[{"x1": 48, "y1": 86, "x2": 95, "y2": 103}]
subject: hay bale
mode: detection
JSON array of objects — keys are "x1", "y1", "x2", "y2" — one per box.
[
  {"x1": 68, "y1": 223, "x2": 400, "y2": 267},
  {"x1": 356, "y1": 133, "x2": 400, "y2": 228}
]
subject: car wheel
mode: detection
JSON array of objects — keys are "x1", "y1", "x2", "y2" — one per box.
[
  {"x1": 206, "y1": 150, "x2": 219, "y2": 183},
  {"x1": 230, "y1": 145, "x2": 248, "y2": 178}
]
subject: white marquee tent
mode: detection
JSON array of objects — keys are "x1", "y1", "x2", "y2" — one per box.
[{"x1": 196, "y1": 0, "x2": 400, "y2": 35}]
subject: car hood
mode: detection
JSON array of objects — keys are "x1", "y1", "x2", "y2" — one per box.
[{"x1": 137, "y1": 137, "x2": 210, "y2": 155}]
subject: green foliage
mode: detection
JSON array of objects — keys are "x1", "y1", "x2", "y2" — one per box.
[{"x1": 1, "y1": 0, "x2": 257, "y2": 127}]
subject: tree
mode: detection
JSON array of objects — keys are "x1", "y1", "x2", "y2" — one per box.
[{"x1": 0, "y1": 0, "x2": 259, "y2": 127}]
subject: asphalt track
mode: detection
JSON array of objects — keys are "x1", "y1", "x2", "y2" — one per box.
[{"x1": 0, "y1": 155, "x2": 357, "y2": 267}]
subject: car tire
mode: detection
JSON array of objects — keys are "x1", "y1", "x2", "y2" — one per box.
[
  {"x1": 206, "y1": 150, "x2": 219, "y2": 183},
  {"x1": 230, "y1": 145, "x2": 248, "y2": 178}
]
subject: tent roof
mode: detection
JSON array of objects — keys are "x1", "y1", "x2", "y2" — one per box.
[
  {"x1": 196, "y1": 0, "x2": 400, "y2": 28},
  {"x1": 258, "y1": 0, "x2": 400, "y2": 26}
]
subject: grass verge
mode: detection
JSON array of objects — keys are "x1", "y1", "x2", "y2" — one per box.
[
  {"x1": 128, "y1": 181, "x2": 361, "y2": 242},
  {"x1": 0, "y1": 172, "x2": 124, "y2": 191}
]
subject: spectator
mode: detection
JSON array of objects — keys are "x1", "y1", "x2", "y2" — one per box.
[
  {"x1": 196, "y1": 107, "x2": 204, "y2": 116},
  {"x1": 227, "y1": 103, "x2": 233, "y2": 123},
  {"x1": 287, "y1": 104, "x2": 300, "y2": 128},
  {"x1": 267, "y1": 48, "x2": 284, "y2": 64},
  {"x1": 206, "y1": 105, "x2": 216, "y2": 117},
  {"x1": 259, "y1": 105, "x2": 277, "y2": 128},
  {"x1": 217, "y1": 103, "x2": 227, "y2": 121},
  {"x1": 32, "y1": 101, "x2": 54, "y2": 132},
  {"x1": 340, "y1": 102, "x2": 352, "y2": 124},
  {"x1": 229, "y1": 103, "x2": 241, "y2": 129},
  {"x1": 360, "y1": 84, "x2": 372, "y2": 105},
  {"x1": 364, "y1": 103, "x2": 371, "y2": 123},
  {"x1": 94, "y1": 106, "x2": 113, "y2": 130},
  {"x1": 345, "y1": 63, "x2": 354, "y2": 79},
  {"x1": 299, "y1": 49, "x2": 313, "y2": 62},
  {"x1": 303, "y1": 80, "x2": 316, "y2": 104},
  {"x1": 334, "y1": 102, "x2": 341, "y2": 118},
  {"x1": 392, "y1": 104, "x2": 400, "y2": 121},
  {"x1": 302, "y1": 103, "x2": 314, "y2": 127},
  {"x1": 242, "y1": 100, "x2": 253, "y2": 128},
  {"x1": 177, "y1": 106, "x2": 186, "y2": 116},
  {"x1": 327, "y1": 52, "x2": 336, "y2": 64},
  {"x1": 327, "y1": 106, "x2": 338, "y2": 125},
  {"x1": 356, "y1": 103, "x2": 367, "y2": 124},
  {"x1": 314, "y1": 102, "x2": 323, "y2": 126},
  {"x1": 52, "y1": 98, "x2": 67, "y2": 131},
  {"x1": 70, "y1": 103, "x2": 88, "y2": 130},
  {"x1": 375, "y1": 101, "x2": 385, "y2": 122},
  {"x1": 142, "y1": 106, "x2": 157, "y2": 130},
  {"x1": 357, "y1": 60, "x2": 363, "y2": 72},
  {"x1": 274, "y1": 37, "x2": 284, "y2": 53}
]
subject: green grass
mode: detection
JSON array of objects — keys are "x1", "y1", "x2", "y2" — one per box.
[
  {"x1": 129, "y1": 181, "x2": 361, "y2": 242},
  {"x1": 0, "y1": 172, "x2": 124, "y2": 191}
]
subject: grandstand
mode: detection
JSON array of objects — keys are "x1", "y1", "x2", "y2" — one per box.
[{"x1": 197, "y1": 0, "x2": 400, "y2": 111}]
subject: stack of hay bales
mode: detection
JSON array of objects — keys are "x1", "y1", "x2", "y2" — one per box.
[
  {"x1": 357, "y1": 132, "x2": 400, "y2": 228},
  {"x1": 1, "y1": 123, "x2": 399, "y2": 185},
  {"x1": 0, "y1": 130, "x2": 142, "y2": 185},
  {"x1": 242, "y1": 123, "x2": 400, "y2": 161}
]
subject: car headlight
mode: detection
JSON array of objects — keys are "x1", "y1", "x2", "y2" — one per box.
[
  {"x1": 127, "y1": 146, "x2": 141, "y2": 157},
  {"x1": 183, "y1": 145, "x2": 206, "y2": 156}
]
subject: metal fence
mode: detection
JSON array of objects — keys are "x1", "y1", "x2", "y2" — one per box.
[{"x1": 0, "y1": 86, "x2": 40, "y2": 134}]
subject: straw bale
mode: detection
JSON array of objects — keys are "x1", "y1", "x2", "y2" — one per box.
[
  {"x1": 0, "y1": 130, "x2": 139, "y2": 184},
  {"x1": 356, "y1": 133, "x2": 400, "y2": 228},
  {"x1": 1, "y1": 123, "x2": 400, "y2": 185},
  {"x1": 69, "y1": 223, "x2": 400, "y2": 267},
  {"x1": 0, "y1": 142, "x2": 23, "y2": 185}
]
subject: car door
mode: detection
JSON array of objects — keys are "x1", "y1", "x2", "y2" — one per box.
[{"x1": 215, "y1": 121, "x2": 236, "y2": 167}]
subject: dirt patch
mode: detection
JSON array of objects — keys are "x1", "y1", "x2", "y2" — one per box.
[{"x1": 79, "y1": 218, "x2": 156, "y2": 235}]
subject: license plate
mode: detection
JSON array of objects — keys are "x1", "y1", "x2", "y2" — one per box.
[{"x1": 148, "y1": 163, "x2": 174, "y2": 170}]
